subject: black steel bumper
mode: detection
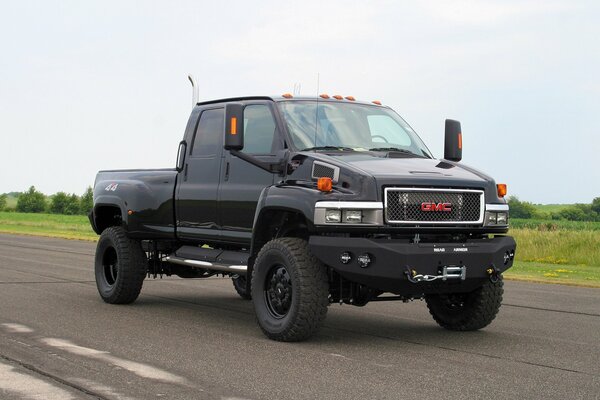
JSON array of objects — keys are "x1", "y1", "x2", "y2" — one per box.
[{"x1": 309, "y1": 235, "x2": 516, "y2": 295}]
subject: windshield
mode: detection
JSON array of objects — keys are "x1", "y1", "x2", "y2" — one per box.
[{"x1": 278, "y1": 101, "x2": 432, "y2": 158}]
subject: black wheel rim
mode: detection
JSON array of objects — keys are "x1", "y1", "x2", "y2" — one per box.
[
  {"x1": 264, "y1": 265, "x2": 292, "y2": 319},
  {"x1": 102, "y1": 247, "x2": 118, "y2": 286}
]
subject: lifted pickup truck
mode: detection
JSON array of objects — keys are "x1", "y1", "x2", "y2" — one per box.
[{"x1": 90, "y1": 88, "x2": 515, "y2": 341}]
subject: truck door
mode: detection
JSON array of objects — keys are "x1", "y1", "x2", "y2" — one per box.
[
  {"x1": 176, "y1": 107, "x2": 224, "y2": 240},
  {"x1": 218, "y1": 102, "x2": 280, "y2": 244}
]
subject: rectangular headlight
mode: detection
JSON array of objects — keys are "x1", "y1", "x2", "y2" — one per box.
[
  {"x1": 496, "y1": 212, "x2": 508, "y2": 225},
  {"x1": 325, "y1": 209, "x2": 342, "y2": 223},
  {"x1": 343, "y1": 210, "x2": 362, "y2": 223}
]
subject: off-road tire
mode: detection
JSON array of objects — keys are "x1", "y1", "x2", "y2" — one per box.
[
  {"x1": 95, "y1": 226, "x2": 147, "y2": 304},
  {"x1": 251, "y1": 237, "x2": 329, "y2": 342},
  {"x1": 232, "y1": 275, "x2": 251, "y2": 300},
  {"x1": 425, "y1": 276, "x2": 504, "y2": 331}
]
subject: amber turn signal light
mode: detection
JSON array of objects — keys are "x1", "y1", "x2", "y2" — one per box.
[
  {"x1": 497, "y1": 184, "x2": 507, "y2": 197},
  {"x1": 230, "y1": 117, "x2": 237, "y2": 135},
  {"x1": 317, "y1": 177, "x2": 333, "y2": 192}
]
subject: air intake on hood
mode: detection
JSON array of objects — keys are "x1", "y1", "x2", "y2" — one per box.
[{"x1": 312, "y1": 161, "x2": 339, "y2": 183}]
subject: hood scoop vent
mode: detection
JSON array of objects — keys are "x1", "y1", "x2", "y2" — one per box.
[
  {"x1": 409, "y1": 171, "x2": 443, "y2": 175},
  {"x1": 312, "y1": 161, "x2": 339, "y2": 183}
]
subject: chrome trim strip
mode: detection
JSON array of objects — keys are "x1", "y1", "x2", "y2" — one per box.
[
  {"x1": 486, "y1": 204, "x2": 509, "y2": 212},
  {"x1": 315, "y1": 201, "x2": 383, "y2": 209},
  {"x1": 384, "y1": 187, "x2": 485, "y2": 225},
  {"x1": 165, "y1": 256, "x2": 247, "y2": 274}
]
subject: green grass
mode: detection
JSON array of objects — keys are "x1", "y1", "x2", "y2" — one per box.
[
  {"x1": 504, "y1": 261, "x2": 600, "y2": 288},
  {"x1": 511, "y1": 218, "x2": 600, "y2": 231},
  {"x1": 0, "y1": 211, "x2": 96, "y2": 241},
  {"x1": 510, "y1": 228, "x2": 600, "y2": 266},
  {"x1": 531, "y1": 204, "x2": 572, "y2": 214}
]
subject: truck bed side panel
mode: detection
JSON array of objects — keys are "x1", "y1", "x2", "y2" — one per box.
[{"x1": 93, "y1": 169, "x2": 178, "y2": 239}]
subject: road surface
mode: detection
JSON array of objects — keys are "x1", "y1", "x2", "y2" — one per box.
[{"x1": 0, "y1": 233, "x2": 598, "y2": 399}]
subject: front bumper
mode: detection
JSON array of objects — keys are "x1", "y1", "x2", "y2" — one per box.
[{"x1": 309, "y1": 235, "x2": 516, "y2": 295}]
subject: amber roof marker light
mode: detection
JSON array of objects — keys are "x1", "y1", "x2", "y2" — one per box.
[
  {"x1": 333, "y1": 95, "x2": 343, "y2": 100},
  {"x1": 282, "y1": 93, "x2": 293, "y2": 98},
  {"x1": 372, "y1": 100, "x2": 382, "y2": 105},
  {"x1": 345, "y1": 96, "x2": 356, "y2": 101},
  {"x1": 319, "y1": 93, "x2": 330, "y2": 99}
]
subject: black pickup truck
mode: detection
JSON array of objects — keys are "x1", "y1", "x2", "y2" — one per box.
[{"x1": 89, "y1": 92, "x2": 515, "y2": 341}]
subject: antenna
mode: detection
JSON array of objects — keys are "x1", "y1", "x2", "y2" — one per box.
[
  {"x1": 188, "y1": 74, "x2": 198, "y2": 107},
  {"x1": 314, "y1": 73, "x2": 320, "y2": 147}
]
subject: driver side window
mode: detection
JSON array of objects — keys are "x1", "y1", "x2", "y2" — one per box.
[{"x1": 243, "y1": 105, "x2": 277, "y2": 154}]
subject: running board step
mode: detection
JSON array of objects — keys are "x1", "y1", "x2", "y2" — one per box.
[{"x1": 165, "y1": 246, "x2": 249, "y2": 275}]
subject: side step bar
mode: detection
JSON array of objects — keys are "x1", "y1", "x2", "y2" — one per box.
[
  {"x1": 165, "y1": 256, "x2": 247, "y2": 275},
  {"x1": 164, "y1": 245, "x2": 249, "y2": 276}
]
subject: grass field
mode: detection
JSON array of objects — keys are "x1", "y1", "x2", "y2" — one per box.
[
  {"x1": 0, "y1": 212, "x2": 598, "y2": 287},
  {"x1": 0, "y1": 212, "x2": 96, "y2": 241}
]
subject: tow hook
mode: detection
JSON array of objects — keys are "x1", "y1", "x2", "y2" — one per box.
[
  {"x1": 404, "y1": 265, "x2": 467, "y2": 283},
  {"x1": 487, "y1": 264, "x2": 500, "y2": 283}
]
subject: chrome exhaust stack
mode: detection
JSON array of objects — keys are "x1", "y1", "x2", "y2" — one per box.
[{"x1": 188, "y1": 74, "x2": 198, "y2": 107}]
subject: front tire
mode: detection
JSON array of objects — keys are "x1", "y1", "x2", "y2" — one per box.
[
  {"x1": 95, "y1": 227, "x2": 147, "y2": 304},
  {"x1": 425, "y1": 276, "x2": 504, "y2": 331},
  {"x1": 251, "y1": 238, "x2": 329, "y2": 342}
]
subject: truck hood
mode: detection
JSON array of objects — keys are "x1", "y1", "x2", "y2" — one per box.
[{"x1": 327, "y1": 154, "x2": 491, "y2": 185}]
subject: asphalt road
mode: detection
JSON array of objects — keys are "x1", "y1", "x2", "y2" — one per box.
[{"x1": 0, "y1": 233, "x2": 598, "y2": 400}]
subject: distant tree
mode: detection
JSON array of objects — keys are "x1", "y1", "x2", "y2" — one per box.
[
  {"x1": 507, "y1": 196, "x2": 537, "y2": 219},
  {"x1": 80, "y1": 186, "x2": 93, "y2": 215},
  {"x1": 50, "y1": 192, "x2": 80, "y2": 215},
  {"x1": 592, "y1": 197, "x2": 600, "y2": 215},
  {"x1": 16, "y1": 186, "x2": 47, "y2": 213},
  {"x1": 555, "y1": 206, "x2": 588, "y2": 221},
  {"x1": 0, "y1": 194, "x2": 7, "y2": 211}
]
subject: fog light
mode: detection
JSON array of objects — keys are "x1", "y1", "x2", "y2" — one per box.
[
  {"x1": 343, "y1": 210, "x2": 362, "y2": 223},
  {"x1": 357, "y1": 253, "x2": 372, "y2": 268},
  {"x1": 325, "y1": 209, "x2": 341, "y2": 223},
  {"x1": 340, "y1": 252, "x2": 352, "y2": 264}
]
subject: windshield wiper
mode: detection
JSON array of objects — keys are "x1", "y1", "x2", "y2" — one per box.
[
  {"x1": 368, "y1": 147, "x2": 412, "y2": 153},
  {"x1": 368, "y1": 147, "x2": 428, "y2": 158},
  {"x1": 301, "y1": 146, "x2": 355, "y2": 152}
]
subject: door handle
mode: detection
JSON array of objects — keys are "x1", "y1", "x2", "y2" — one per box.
[{"x1": 224, "y1": 161, "x2": 230, "y2": 181}]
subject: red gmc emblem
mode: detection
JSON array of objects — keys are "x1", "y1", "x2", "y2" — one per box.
[{"x1": 421, "y1": 202, "x2": 452, "y2": 212}]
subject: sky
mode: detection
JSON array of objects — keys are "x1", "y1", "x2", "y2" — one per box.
[{"x1": 0, "y1": 0, "x2": 598, "y2": 204}]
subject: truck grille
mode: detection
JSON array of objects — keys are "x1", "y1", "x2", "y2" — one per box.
[{"x1": 384, "y1": 188, "x2": 484, "y2": 225}]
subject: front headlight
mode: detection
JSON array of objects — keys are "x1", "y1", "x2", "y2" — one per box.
[
  {"x1": 343, "y1": 210, "x2": 362, "y2": 223},
  {"x1": 325, "y1": 209, "x2": 342, "y2": 223},
  {"x1": 314, "y1": 202, "x2": 383, "y2": 226},
  {"x1": 484, "y1": 211, "x2": 509, "y2": 226}
]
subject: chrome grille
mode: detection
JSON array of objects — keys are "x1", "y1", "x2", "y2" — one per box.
[{"x1": 384, "y1": 188, "x2": 484, "y2": 224}]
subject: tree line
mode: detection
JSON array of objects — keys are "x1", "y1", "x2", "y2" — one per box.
[
  {"x1": 0, "y1": 186, "x2": 93, "y2": 215},
  {"x1": 508, "y1": 196, "x2": 600, "y2": 222}
]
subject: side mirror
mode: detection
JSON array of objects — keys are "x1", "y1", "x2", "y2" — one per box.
[
  {"x1": 176, "y1": 140, "x2": 187, "y2": 172},
  {"x1": 444, "y1": 119, "x2": 462, "y2": 162},
  {"x1": 224, "y1": 103, "x2": 244, "y2": 151}
]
